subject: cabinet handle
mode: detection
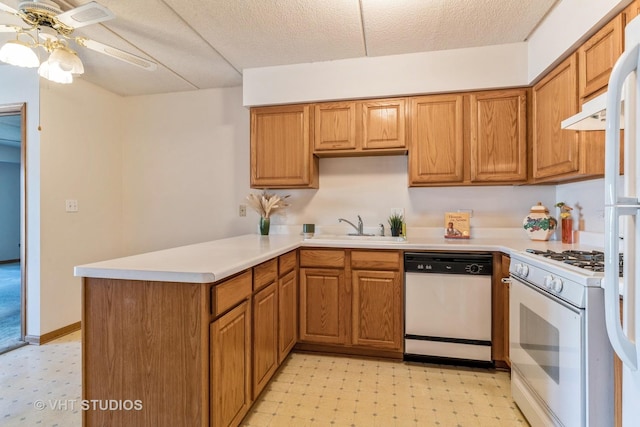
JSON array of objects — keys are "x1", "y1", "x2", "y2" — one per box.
[{"x1": 501, "y1": 278, "x2": 511, "y2": 284}]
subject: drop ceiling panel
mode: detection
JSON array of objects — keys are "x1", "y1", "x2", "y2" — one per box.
[
  {"x1": 163, "y1": 0, "x2": 365, "y2": 69},
  {"x1": 362, "y1": 0, "x2": 558, "y2": 56}
]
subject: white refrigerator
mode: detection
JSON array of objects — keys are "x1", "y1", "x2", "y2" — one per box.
[{"x1": 604, "y1": 14, "x2": 640, "y2": 427}]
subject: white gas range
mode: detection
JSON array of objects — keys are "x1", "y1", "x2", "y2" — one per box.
[{"x1": 509, "y1": 248, "x2": 616, "y2": 427}]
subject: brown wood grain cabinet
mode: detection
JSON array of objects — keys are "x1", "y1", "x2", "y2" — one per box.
[
  {"x1": 299, "y1": 266, "x2": 348, "y2": 344},
  {"x1": 532, "y1": 53, "x2": 610, "y2": 182},
  {"x1": 211, "y1": 300, "x2": 252, "y2": 427},
  {"x1": 298, "y1": 248, "x2": 403, "y2": 357},
  {"x1": 252, "y1": 281, "x2": 278, "y2": 399},
  {"x1": 532, "y1": 54, "x2": 582, "y2": 181},
  {"x1": 250, "y1": 104, "x2": 318, "y2": 188},
  {"x1": 469, "y1": 89, "x2": 527, "y2": 183},
  {"x1": 409, "y1": 94, "x2": 465, "y2": 185},
  {"x1": 578, "y1": 14, "x2": 624, "y2": 103},
  {"x1": 409, "y1": 90, "x2": 527, "y2": 186},
  {"x1": 278, "y1": 250, "x2": 298, "y2": 363},
  {"x1": 624, "y1": 0, "x2": 640, "y2": 21},
  {"x1": 313, "y1": 98, "x2": 407, "y2": 156}
]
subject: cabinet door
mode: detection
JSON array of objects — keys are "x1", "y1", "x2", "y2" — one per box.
[
  {"x1": 361, "y1": 98, "x2": 406, "y2": 150},
  {"x1": 314, "y1": 101, "x2": 357, "y2": 151},
  {"x1": 409, "y1": 94, "x2": 464, "y2": 185},
  {"x1": 532, "y1": 54, "x2": 580, "y2": 180},
  {"x1": 351, "y1": 270, "x2": 402, "y2": 350},
  {"x1": 578, "y1": 14, "x2": 623, "y2": 102},
  {"x1": 624, "y1": 0, "x2": 640, "y2": 21},
  {"x1": 469, "y1": 89, "x2": 527, "y2": 183},
  {"x1": 250, "y1": 104, "x2": 318, "y2": 188},
  {"x1": 299, "y1": 268, "x2": 347, "y2": 344},
  {"x1": 252, "y1": 281, "x2": 278, "y2": 399},
  {"x1": 278, "y1": 269, "x2": 298, "y2": 363},
  {"x1": 211, "y1": 301, "x2": 251, "y2": 427}
]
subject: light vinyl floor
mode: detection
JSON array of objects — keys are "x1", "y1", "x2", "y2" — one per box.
[{"x1": 0, "y1": 331, "x2": 527, "y2": 426}]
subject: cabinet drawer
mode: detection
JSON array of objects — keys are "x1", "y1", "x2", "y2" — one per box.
[
  {"x1": 299, "y1": 249, "x2": 345, "y2": 268},
  {"x1": 279, "y1": 251, "x2": 297, "y2": 276},
  {"x1": 254, "y1": 259, "x2": 277, "y2": 291},
  {"x1": 212, "y1": 270, "x2": 252, "y2": 317},
  {"x1": 351, "y1": 250, "x2": 401, "y2": 270}
]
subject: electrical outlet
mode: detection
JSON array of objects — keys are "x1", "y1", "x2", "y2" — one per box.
[
  {"x1": 239, "y1": 204, "x2": 247, "y2": 217},
  {"x1": 65, "y1": 199, "x2": 78, "y2": 212}
]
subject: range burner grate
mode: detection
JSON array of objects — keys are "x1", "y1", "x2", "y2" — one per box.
[{"x1": 525, "y1": 249, "x2": 623, "y2": 276}]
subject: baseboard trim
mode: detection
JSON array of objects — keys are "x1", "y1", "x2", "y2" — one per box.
[{"x1": 25, "y1": 321, "x2": 81, "y2": 345}]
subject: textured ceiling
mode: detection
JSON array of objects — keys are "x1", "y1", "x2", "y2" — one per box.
[{"x1": 0, "y1": 0, "x2": 558, "y2": 96}]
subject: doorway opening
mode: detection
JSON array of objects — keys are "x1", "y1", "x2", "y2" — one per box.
[{"x1": 0, "y1": 104, "x2": 26, "y2": 354}]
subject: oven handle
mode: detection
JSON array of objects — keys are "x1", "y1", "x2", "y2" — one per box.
[{"x1": 509, "y1": 274, "x2": 582, "y2": 315}]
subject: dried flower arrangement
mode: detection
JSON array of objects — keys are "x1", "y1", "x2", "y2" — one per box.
[{"x1": 246, "y1": 190, "x2": 290, "y2": 219}]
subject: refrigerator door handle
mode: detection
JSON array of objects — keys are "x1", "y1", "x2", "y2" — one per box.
[{"x1": 604, "y1": 43, "x2": 639, "y2": 371}]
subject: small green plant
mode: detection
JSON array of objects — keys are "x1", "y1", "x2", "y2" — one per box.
[{"x1": 388, "y1": 213, "x2": 404, "y2": 236}]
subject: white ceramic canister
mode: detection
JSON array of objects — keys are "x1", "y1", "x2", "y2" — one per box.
[{"x1": 522, "y1": 202, "x2": 557, "y2": 241}]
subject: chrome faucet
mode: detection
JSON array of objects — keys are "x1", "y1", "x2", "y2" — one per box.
[{"x1": 338, "y1": 215, "x2": 373, "y2": 236}]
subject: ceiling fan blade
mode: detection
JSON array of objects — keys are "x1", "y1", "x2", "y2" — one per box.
[
  {"x1": 56, "y1": 1, "x2": 114, "y2": 29},
  {"x1": 0, "y1": 2, "x2": 18, "y2": 15},
  {"x1": 0, "y1": 24, "x2": 19, "y2": 32},
  {"x1": 76, "y1": 37, "x2": 157, "y2": 71}
]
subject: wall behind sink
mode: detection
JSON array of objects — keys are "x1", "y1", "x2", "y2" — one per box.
[{"x1": 270, "y1": 155, "x2": 558, "y2": 235}]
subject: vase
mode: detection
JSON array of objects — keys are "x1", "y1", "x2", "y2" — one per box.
[
  {"x1": 561, "y1": 218, "x2": 573, "y2": 244},
  {"x1": 390, "y1": 227, "x2": 401, "y2": 237},
  {"x1": 522, "y1": 202, "x2": 557, "y2": 241},
  {"x1": 259, "y1": 217, "x2": 270, "y2": 236}
]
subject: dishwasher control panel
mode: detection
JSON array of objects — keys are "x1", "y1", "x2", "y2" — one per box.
[{"x1": 404, "y1": 252, "x2": 493, "y2": 275}]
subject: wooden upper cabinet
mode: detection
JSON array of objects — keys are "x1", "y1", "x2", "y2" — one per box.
[
  {"x1": 624, "y1": 0, "x2": 640, "y2": 22},
  {"x1": 578, "y1": 14, "x2": 623, "y2": 102},
  {"x1": 250, "y1": 104, "x2": 318, "y2": 189},
  {"x1": 469, "y1": 89, "x2": 527, "y2": 183},
  {"x1": 361, "y1": 98, "x2": 406, "y2": 150},
  {"x1": 532, "y1": 54, "x2": 581, "y2": 180},
  {"x1": 314, "y1": 101, "x2": 357, "y2": 151},
  {"x1": 313, "y1": 98, "x2": 407, "y2": 156},
  {"x1": 409, "y1": 94, "x2": 465, "y2": 185}
]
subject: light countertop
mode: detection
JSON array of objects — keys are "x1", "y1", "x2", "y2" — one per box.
[{"x1": 74, "y1": 231, "x2": 604, "y2": 284}]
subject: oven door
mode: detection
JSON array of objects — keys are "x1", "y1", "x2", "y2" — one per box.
[{"x1": 510, "y1": 276, "x2": 584, "y2": 427}]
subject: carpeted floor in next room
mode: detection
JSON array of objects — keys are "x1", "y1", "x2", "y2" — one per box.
[{"x1": 0, "y1": 262, "x2": 23, "y2": 354}]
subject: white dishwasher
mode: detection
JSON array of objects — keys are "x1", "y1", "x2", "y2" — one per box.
[{"x1": 404, "y1": 252, "x2": 493, "y2": 367}]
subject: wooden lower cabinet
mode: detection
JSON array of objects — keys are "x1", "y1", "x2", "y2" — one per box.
[
  {"x1": 299, "y1": 267, "x2": 348, "y2": 344},
  {"x1": 298, "y1": 249, "x2": 403, "y2": 357},
  {"x1": 252, "y1": 281, "x2": 278, "y2": 399},
  {"x1": 211, "y1": 301, "x2": 252, "y2": 427},
  {"x1": 351, "y1": 269, "x2": 402, "y2": 350},
  {"x1": 278, "y1": 269, "x2": 298, "y2": 363}
]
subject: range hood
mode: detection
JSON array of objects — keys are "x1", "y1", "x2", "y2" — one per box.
[{"x1": 561, "y1": 91, "x2": 625, "y2": 131}]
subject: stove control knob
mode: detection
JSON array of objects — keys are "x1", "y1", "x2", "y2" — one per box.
[
  {"x1": 552, "y1": 278, "x2": 563, "y2": 292},
  {"x1": 544, "y1": 275, "x2": 553, "y2": 289},
  {"x1": 515, "y1": 264, "x2": 523, "y2": 275},
  {"x1": 520, "y1": 265, "x2": 529, "y2": 277}
]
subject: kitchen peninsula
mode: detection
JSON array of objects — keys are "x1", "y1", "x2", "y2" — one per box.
[{"x1": 75, "y1": 232, "x2": 596, "y2": 426}]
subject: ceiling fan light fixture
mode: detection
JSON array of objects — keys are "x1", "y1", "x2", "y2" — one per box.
[
  {"x1": 0, "y1": 39, "x2": 40, "y2": 68},
  {"x1": 48, "y1": 46, "x2": 84, "y2": 74},
  {"x1": 38, "y1": 60, "x2": 73, "y2": 84}
]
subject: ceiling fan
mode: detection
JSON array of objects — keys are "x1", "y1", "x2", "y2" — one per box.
[{"x1": 0, "y1": 0, "x2": 156, "y2": 83}]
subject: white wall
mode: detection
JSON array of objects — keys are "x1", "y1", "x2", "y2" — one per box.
[
  {"x1": 0, "y1": 65, "x2": 40, "y2": 336},
  {"x1": 121, "y1": 86, "x2": 254, "y2": 255},
  {"x1": 271, "y1": 156, "x2": 555, "y2": 235},
  {"x1": 243, "y1": 43, "x2": 528, "y2": 106},
  {"x1": 39, "y1": 78, "x2": 124, "y2": 335}
]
